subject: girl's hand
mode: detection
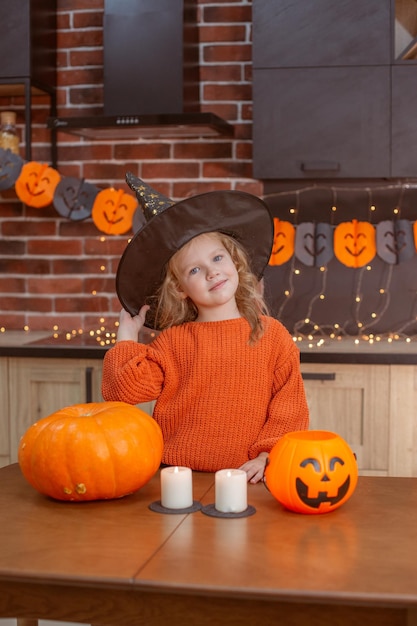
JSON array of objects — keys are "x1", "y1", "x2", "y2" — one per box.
[
  {"x1": 239, "y1": 452, "x2": 269, "y2": 484},
  {"x1": 116, "y1": 305, "x2": 150, "y2": 342}
]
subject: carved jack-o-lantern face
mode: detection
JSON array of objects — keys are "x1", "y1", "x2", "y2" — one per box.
[
  {"x1": 295, "y1": 222, "x2": 334, "y2": 267},
  {"x1": 334, "y1": 219, "x2": 376, "y2": 268},
  {"x1": 376, "y1": 219, "x2": 415, "y2": 265},
  {"x1": 0, "y1": 148, "x2": 23, "y2": 190},
  {"x1": 265, "y1": 430, "x2": 358, "y2": 514},
  {"x1": 268, "y1": 218, "x2": 295, "y2": 265},
  {"x1": 92, "y1": 188, "x2": 137, "y2": 235},
  {"x1": 15, "y1": 161, "x2": 61, "y2": 208},
  {"x1": 53, "y1": 177, "x2": 99, "y2": 221}
]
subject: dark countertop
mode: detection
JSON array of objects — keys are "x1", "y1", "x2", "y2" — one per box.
[
  {"x1": 297, "y1": 337, "x2": 417, "y2": 364},
  {"x1": 0, "y1": 329, "x2": 156, "y2": 359},
  {"x1": 1, "y1": 331, "x2": 417, "y2": 364}
]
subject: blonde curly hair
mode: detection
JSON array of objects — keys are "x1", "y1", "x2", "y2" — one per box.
[{"x1": 153, "y1": 231, "x2": 269, "y2": 344}]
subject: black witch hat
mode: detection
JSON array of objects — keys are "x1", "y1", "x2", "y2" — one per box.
[{"x1": 116, "y1": 172, "x2": 274, "y2": 329}]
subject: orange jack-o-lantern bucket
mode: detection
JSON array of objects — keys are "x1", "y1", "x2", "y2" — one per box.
[{"x1": 265, "y1": 430, "x2": 358, "y2": 514}]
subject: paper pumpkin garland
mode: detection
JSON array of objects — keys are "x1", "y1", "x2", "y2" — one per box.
[
  {"x1": 295, "y1": 222, "x2": 334, "y2": 267},
  {"x1": 15, "y1": 161, "x2": 61, "y2": 208},
  {"x1": 376, "y1": 219, "x2": 415, "y2": 265},
  {"x1": 91, "y1": 187, "x2": 138, "y2": 235},
  {"x1": 2, "y1": 149, "x2": 417, "y2": 260},
  {"x1": 0, "y1": 148, "x2": 23, "y2": 190},
  {"x1": 333, "y1": 219, "x2": 376, "y2": 268},
  {"x1": 53, "y1": 177, "x2": 99, "y2": 221},
  {"x1": 269, "y1": 218, "x2": 295, "y2": 265}
]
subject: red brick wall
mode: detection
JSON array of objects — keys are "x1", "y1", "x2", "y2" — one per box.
[{"x1": 0, "y1": 0, "x2": 261, "y2": 334}]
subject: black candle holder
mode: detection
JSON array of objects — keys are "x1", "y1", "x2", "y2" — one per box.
[
  {"x1": 201, "y1": 503, "x2": 256, "y2": 518},
  {"x1": 149, "y1": 500, "x2": 202, "y2": 514}
]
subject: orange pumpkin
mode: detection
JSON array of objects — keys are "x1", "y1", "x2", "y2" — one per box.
[
  {"x1": 18, "y1": 401, "x2": 163, "y2": 502},
  {"x1": 15, "y1": 161, "x2": 61, "y2": 208},
  {"x1": 268, "y1": 218, "x2": 295, "y2": 265},
  {"x1": 334, "y1": 219, "x2": 376, "y2": 267},
  {"x1": 92, "y1": 188, "x2": 137, "y2": 235},
  {"x1": 265, "y1": 430, "x2": 358, "y2": 514}
]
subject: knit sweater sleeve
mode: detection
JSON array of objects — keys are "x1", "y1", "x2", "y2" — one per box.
[
  {"x1": 248, "y1": 322, "x2": 309, "y2": 459},
  {"x1": 101, "y1": 340, "x2": 165, "y2": 405}
]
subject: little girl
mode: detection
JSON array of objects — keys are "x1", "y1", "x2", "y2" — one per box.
[{"x1": 102, "y1": 174, "x2": 309, "y2": 483}]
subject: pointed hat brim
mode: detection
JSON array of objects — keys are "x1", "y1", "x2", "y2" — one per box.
[{"x1": 116, "y1": 187, "x2": 274, "y2": 330}]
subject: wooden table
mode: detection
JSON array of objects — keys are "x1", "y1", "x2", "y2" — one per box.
[{"x1": 1, "y1": 464, "x2": 417, "y2": 626}]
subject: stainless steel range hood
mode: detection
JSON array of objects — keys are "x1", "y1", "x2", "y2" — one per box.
[
  {"x1": 48, "y1": 0, "x2": 234, "y2": 139},
  {"x1": 48, "y1": 112, "x2": 233, "y2": 139}
]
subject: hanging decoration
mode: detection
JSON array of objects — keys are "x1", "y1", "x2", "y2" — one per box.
[
  {"x1": 53, "y1": 176, "x2": 99, "y2": 221},
  {"x1": 91, "y1": 187, "x2": 138, "y2": 235},
  {"x1": 376, "y1": 219, "x2": 415, "y2": 265},
  {"x1": 269, "y1": 218, "x2": 295, "y2": 265},
  {"x1": 0, "y1": 148, "x2": 138, "y2": 235},
  {"x1": 263, "y1": 182, "x2": 417, "y2": 345},
  {"x1": 295, "y1": 222, "x2": 334, "y2": 267},
  {"x1": 3, "y1": 146, "x2": 417, "y2": 269},
  {"x1": 0, "y1": 148, "x2": 23, "y2": 190},
  {"x1": 15, "y1": 161, "x2": 61, "y2": 208},
  {"x1": 333, "y1": 219, "x2": 376, "y2": 268}
]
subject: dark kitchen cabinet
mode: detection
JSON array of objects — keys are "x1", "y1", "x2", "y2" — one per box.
[
  {"x1": 253, "y1": 66, "x2": 391, "y2": 179},
  {"x1": 391, "y1": 65, "x2": 417, "y2": 177},
  {"x1": 252, "y1": 0, "x2": 391, "y2": 68},
  {"x1": 252, "y1": 0, "x2": 417, "y2": 180}
]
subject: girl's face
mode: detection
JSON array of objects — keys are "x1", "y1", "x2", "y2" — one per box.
[{"x1": 173, "y1": 232, "x2": 240, "y2": 321}]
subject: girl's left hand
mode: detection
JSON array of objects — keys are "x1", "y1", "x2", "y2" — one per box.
[{"x1": 239, "y1": 452, "x2": 269, "y2": 484}]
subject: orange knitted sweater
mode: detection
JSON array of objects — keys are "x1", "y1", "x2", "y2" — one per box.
[{"x1": 101, "y1": 316, "x2": 309, "y2": 471}]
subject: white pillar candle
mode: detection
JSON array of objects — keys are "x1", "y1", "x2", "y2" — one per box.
[
  {"x1": 215, "y1": 469, "x2": 247, "y2": 513},
  {"x1": 160, "y1": 466, "x2": 193, "y2": 509}
]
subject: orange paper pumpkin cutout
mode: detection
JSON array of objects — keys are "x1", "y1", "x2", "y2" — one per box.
[
  {"x1": 334, "y1": 219, "x2": 376, "y2": 267},
  {"x1": 92, "y1": 188, "x2": 137, "y2": 235},
  {"x1": 265, "y1": 430, "x2": 358, "y2": 515},
  {"x1": 15, "y1": 161, "x2": 61, "y2": 208},
  {"x1": 268, "y1": 218, "x2": 295, "y2": 265}
]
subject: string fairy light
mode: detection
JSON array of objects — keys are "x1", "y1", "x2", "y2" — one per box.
[{"x1": 267, "y1": 181, "x2": 417, "y2": 347}]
